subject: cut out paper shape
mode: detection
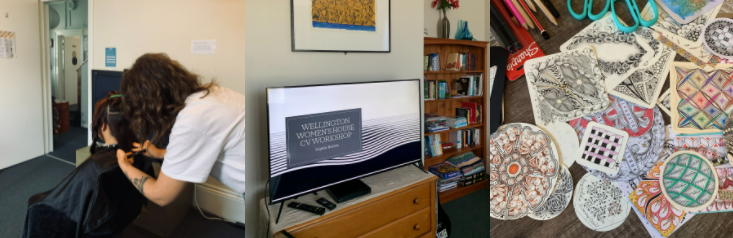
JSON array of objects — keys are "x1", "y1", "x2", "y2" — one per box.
[
  {"x1": 529, "y1": 165, "x2": 574, "y2": 220},
  {"x1": 724, "y1": 114, "x2": 733, "y2": 165},
  {"x1": 525, "y1": 47, "x2": 610, "y2": 127},
  {"x1": 489, "y1": 123, "x2": 561, "y2": 220},
  {"x1": 654, "y1": 0, "x2": 725, "y2": 25},
  {"x1": 570, "y1": 96, "x2": 666, "y2": 182},
  {"x1": 538, "y1": 122, "x2": 579, "y2": 167},
  {"x1": 574, "y1": 174, "x2": 630, "y2": 232},
  {"x1": 670, "y1": 62, "x2": 733, "y2": 134},
  {"x1": 658, "y1": 89, "x2": 672, "y2": 116},
  {"x1": 696, "y1": 167, "x2": 733, "y2": 214},
  {"x1": 612, "y1": 38, "x2": 676, "y2": 108},
  {"x1": 703, "y1": 18, "x2": 733, "y2": 60},
  {"x1": 660, "y1": 151, "x2": 720, "y2": 212},
  {"x1": 577, "y1": 122, "x2": 629, "y2": 175},
  {"x1": 560, "y1": 13, "x2": 655, "y2": 89},
  {"x1": 629, "y1": 160, "x2": 692, "y2": 237}
]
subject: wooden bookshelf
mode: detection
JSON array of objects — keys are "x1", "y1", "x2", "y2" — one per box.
[{"x1": 423, "y1": 37, "x2": 489, "y2": 203}]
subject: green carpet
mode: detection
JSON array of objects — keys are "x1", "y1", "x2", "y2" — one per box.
[{"x1": 443, "y1": 187, "x2": 490, "y2": 238}]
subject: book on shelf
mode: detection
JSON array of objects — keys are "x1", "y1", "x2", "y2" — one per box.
[
  {"x1": 426, "y1": 53, "x2": 440, "y2": 72},
  {"x1": 445, "y1": 116, "x2": 467, "y2": 128},
  {"x1": 459, "y1": 171, "x2": 486, "y2": 187},
  {"x1": 446, "y1": 53, "x2": 460, "y2": 71},
  {"x1": 425, "y1": 80, "x2": 437, "y2": 100},
  {"x1": 449, "y1": 130, "x2": 463, "y2": 149},
  {"x1": 446, "y1": 151, "x2": 481, "y2": 168},
  {"x1": 424, "y1": 56, "x2": 429, "y2": 71},
  {"x1": 461, "y1": 102, "x2": 479, "y2": 125},
  {"x1": 445, "y1": 53, "x2": 479, "y2": 71},
  {"x1": 428, "y1": 163, "x2": 460, "y2": 179}
]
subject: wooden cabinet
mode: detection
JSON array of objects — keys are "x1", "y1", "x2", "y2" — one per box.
[
  {"x1": 261, "y1": 165, "x2": 438, "y2": 238},
  {"x1": 423, "y1": 37, "x2": 489, "y2": 203}
]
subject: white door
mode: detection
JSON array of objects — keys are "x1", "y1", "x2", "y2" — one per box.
[{"x1": 64, "y1": 36, "x2": 80, "y2": 105}]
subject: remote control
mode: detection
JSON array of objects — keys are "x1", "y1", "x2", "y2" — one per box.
[
  {"x1": 316, "y1": 197, "x2": 337, "y2": 210},
  {"x1": 288, "y1": 202, "x2": 326, "y2": 215}
]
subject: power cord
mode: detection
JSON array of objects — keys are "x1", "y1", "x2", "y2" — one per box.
[{"x1": 265, "y1": 179, "x2": 271, "y2": 237}]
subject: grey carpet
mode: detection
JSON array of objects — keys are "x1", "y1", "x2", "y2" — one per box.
[
  {"x1": 51, "y1": 127, "x2": 89, "y2": 163},
  {"x1": 0, "y1": 155, "x2": 246, "y2": 238},
  {"x1": 442, "y1": 187, "x2": 490, "y2": 238}
]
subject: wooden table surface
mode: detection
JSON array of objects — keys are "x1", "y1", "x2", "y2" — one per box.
[{"x1": 489, "y1": 0, "x2": 733, "y2": 237}]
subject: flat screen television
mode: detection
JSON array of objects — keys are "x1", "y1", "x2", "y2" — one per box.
[
  {"x1": 267, "y1": 79, "x2": 422, "y2": 204},
  {"x1": 91, "y1": 70, "x2": 123, "y2": 115}
]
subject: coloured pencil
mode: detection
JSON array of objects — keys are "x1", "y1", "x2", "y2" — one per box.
[
  {"x1": 497, "y1": 0, "x2": 520, "y2": 27},
  {"x1": 517, "y1": 0, "x2": 549, "y2": 39},
  {"x1": 490, "y1": 5, "x2": 523, "y2": 50},
  {"x1": 539, "y1": 0, "x2": 560, "y2": 18},
  {"x1": 521, "y1": 0, "x2": 537, "y2": 12},
  {"x1": 504, "y1": 0, "x2": 528, "y2": 29},
  {"x1": 534, "y1": 0, "x2": 558, "y2": 26},
  {"x1": 511, "y1": 0, "x2": 535, "y2": 29}
]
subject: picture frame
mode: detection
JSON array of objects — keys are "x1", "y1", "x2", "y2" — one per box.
[{"x1": 291, "y1": 0, "x2": 391, "y2": 53}]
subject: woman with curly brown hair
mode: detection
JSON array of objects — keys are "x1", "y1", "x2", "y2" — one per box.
[{"x1": 115, "y1": 53, "x2": 246, "y2": 207}]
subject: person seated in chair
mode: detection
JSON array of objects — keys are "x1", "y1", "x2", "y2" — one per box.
[{"x1": 23, "y1": 91, "x2": 154, "y2": 238}]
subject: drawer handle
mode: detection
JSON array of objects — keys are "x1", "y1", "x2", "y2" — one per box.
[
  {"x1": 413, "y1": 198, "x2": 420, "y2": 205},
  {"x1": 414, "y1": 224, "x2": 421, "y2": 231}
]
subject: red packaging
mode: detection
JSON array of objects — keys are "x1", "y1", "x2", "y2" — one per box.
[{"x1": 490, "y1": 0, "x2": 545, "y2": 81}]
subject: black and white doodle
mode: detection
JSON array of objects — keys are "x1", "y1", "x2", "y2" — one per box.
[
  {"x1": 560, "y1": 13, "x2": 654, "y2": 89},
  {"x1": 654, "y1": 8, "x2": 710, "y2": 43},
  {"x1": 574, "y1": 174, "x2": 631, "y2": 232},
  {"x1": 529, "y1": 166, "x2": 574, "y2": 220},
  {"x1": 525, "y1": 47, "x2": 610, "y2": 126},
  {"x1": 703, "y1": 18, "x2": 733, "y2": 59},
  {"x1": 612, "y1": 46, "x2": 676, "y2": 108},
  {"x1": 658, "y1": 89, "x2": 672, "y2": 116}
]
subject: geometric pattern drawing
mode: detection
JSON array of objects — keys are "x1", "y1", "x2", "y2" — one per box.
[
  {"x1": 660, "y1": 151, "x2": 720, "y2": 212},
  {"x1": 703, "y1": 18, "x2": 733, "y2": 60},
  {"x1": 696, "y1": 167, "x2": 733, "y2": 214},
  {"x1": 525, "y1": 47, "x2": 610, "y2": 127},
  {"x1": 658, "y1": 89, "x2": 672, "y2": 116},
  {"x1": 629, "y1": 160, "x2": 691, "y2": 237},
  {"x1": 670, "y1": 62, "x2": 733, "y2": 134},
  {"x1": 577, "y1": 122, "x2": 629, "y2": 175},
  {"x1": 655, "y1": 0, "x2": 725, "y2": 25},
  {"x1": 529, "y1": 165, "x2": 574, "y2": 220},
  {"x1": 574, "y1": 173, "x2": 631, "y2": 232},
  {"x1": 612, "y1": 41, "x2": 676, "y2": 108},
  {"x1": 489, "y1": 123, "x2": 561, "y2": 220},
  {"x1": 569, "y1": 96, "x2": 666, "y2": 182},
  {"x1": 560, "y1": 13, "x2": 655, "y2": 89}
]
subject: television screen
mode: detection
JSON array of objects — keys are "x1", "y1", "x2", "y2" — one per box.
[
  {"x1": 91, "y1": 70, "x2": 123, "y2": 115},
  {"x1": 267, "y1": 79, "x2": 422, "y2": 203}
]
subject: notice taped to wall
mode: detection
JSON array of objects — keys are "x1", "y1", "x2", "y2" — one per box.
[{"x1": 0, "y1": 31, "x2": 16, "y2": 58}]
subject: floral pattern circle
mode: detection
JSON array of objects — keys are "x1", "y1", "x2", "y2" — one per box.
[{"x1": 490, "y1": 123, "x2": 560, "y2": 220}]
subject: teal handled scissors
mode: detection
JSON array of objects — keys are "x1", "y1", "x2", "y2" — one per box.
[{"x1": 568, "y1": 0, "x2": 658, "y2": 33}]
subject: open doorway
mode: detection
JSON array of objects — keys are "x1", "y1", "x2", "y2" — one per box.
[{"x1": 45, "y1": 0, "x2": 89, "y2": 163}]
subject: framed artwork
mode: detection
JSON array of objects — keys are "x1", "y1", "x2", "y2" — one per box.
[{"x1": 291, "y1": 0, "x2": 391, "y2": 52}]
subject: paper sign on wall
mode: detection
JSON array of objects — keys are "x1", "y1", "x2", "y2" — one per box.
[
  {"x1": 0, "y1": 31, "x2": 16, "y2": 58},
  {"x1": 192, "y1": 40, "x2": 216, "y2": 54},
  {"x1": 105, "y1": 48, "x2": 116, "y2": 67}
]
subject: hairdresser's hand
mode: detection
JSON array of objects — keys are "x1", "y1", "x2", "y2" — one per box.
[
  {"x1": 133, "y1": 140, "x2": 166, "y2": 159},
  {"x1": 117, "y1": 149, "x2": 135, "y2": 166}
]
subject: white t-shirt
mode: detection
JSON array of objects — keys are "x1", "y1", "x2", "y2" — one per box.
[{"x1": 162, "y1": 86, "x2": 246, "y2": 194}]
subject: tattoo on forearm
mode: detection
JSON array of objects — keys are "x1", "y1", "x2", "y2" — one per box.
[{"x1": 133, "y1": 175, "x2": 150, "y2": 195}]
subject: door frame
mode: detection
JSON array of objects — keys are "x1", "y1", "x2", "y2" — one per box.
[{"x1": 39, "y1": 0, "x2": 91, "y2": 154}]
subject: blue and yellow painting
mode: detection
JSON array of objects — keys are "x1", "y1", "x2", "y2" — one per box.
[{"x1": 312, "y1": 0, "x2": 376, "y2": 32}]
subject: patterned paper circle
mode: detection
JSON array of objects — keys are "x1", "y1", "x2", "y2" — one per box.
[
  {"x1": 489, "y1": 123, "x2": 561, "y2": 220},
  {"x1": 660, "y1": 151, "x2": 720, "y2": 212},
  {"x1": 703, "y1": 18, "x2": 733, "y2": 59},
  {"x1": 529, "y1": 165, "x2": 574, "y2": 220},
  {"x1": 573, "y1": 173, "x2": 630, "y2": 232}
]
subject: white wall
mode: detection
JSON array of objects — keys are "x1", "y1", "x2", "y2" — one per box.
[
  {"x1": 424, "y1": 0, "x2": 485, "y2": 40},
  {"x1": 0, "y1": 0, "x2": 44, "y2": 169},
  {"x1": 92, "y1": 0, "x2": 246, "y2": 140},
  {"x1": 245, "y1": 0, "x2": 424, "y2": 237}
]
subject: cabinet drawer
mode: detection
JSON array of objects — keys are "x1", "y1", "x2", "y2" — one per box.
[
  {"x1": 288, "y1": 183, "x2": 431, "y2": 238},
  {"x1": 359, "y1": 207, "x2": 431, "y2": 238}
]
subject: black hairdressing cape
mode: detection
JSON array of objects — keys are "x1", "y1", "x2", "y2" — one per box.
[{"x1": 22, "y1": 145, "x2": 155, "y2": 238}]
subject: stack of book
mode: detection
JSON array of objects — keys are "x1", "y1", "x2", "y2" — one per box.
[
  {"x1": 456, "y1": 102, "x2": 482, "y2": 125},
  {"x1": 445, "y1": 53, "x2": 479, "y2": 71},
  {"x1": 428, "y1": 163, "x2": 461, "y2": 192},
  {"x1": 446, "y1": 151, "x2": 481, "y2": 168},
  {"x1": 425, "y1": 53, "x2": 441, "y2": 71},
  {"x1": 445, "y1": 116, "x2": 467, "y2": 129},
  {"x1": 425, "y1": 114, "x2": 448, "y2": 133},
  {"x1": 452, "y1": 73, "x2": 485, "y2": 97}
]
